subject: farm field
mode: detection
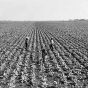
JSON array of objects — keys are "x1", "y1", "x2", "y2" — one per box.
[{"x1": 0, "y1": 21, "x2": 88, "y2": 88}]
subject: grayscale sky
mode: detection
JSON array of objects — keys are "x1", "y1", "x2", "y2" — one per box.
[{"x1": 0, "y1": 0, "x2": 88, "y2": 21}]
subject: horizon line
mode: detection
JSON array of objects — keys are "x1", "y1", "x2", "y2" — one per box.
[{"x1": 0, "y1": 19, "x2": 88, "y2": 22}]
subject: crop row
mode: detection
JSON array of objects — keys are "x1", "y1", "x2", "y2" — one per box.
[{"x1": 0, "y1": 22, "x2": 88, "y2": 88}]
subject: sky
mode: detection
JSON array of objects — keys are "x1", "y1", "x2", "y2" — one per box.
[{"x1": 0, "y1": 0, "x2": 88, "y2": 21}]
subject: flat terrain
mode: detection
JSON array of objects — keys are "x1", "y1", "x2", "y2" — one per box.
[{"x1": 0, "y1": 21, "x2": 88, "y2": 88}]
